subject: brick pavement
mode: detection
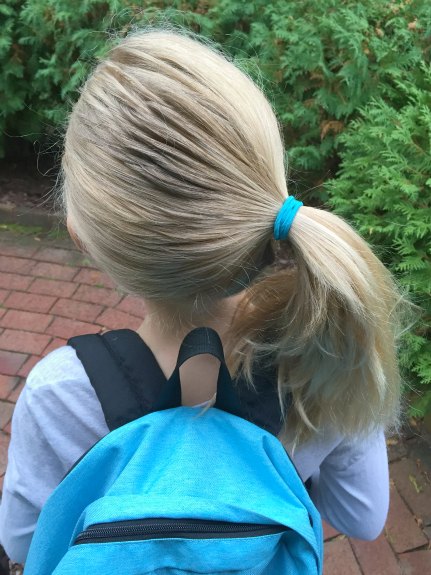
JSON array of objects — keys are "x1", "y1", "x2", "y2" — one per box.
[{"x1": 0, "y1": 227, "x2": 430, "y2": 573}]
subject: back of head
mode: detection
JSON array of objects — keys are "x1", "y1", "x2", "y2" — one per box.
[
  {"x1": 63, "y1": 29, "x2": 407, "y2": 445},
  {"x1": 63, "y1": 30, "x2": 286, "y2": 304}
]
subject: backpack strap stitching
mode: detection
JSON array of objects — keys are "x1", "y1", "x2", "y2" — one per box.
[
  {"x1": 68, "y1": 332, "x2": 144, "y2": 431},
  {"x1": 101, "y1": 329, "x2": 168, "y2": 416},
  {"x1": 101, "y1": 333, "x2": 152, "y2": 414}
]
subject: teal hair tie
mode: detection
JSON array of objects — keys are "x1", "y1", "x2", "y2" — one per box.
[{"x1": 273, "y1": 196, "x2": 303, "y2": 240}]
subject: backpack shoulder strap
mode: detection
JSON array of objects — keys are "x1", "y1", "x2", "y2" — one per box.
[
  {"x1": 68, "y1": 329, "x2": 166, "y2": 432},
  {"x1": 69, "y1": 329, "x2": 285, "y2": 437},
  {"x1": 236, "y1": 364, "x2": 285, "y2": 437}
]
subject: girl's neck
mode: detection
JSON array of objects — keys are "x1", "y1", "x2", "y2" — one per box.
[{"x1": 136, "y1": 294, "x2": 243, "y2": 405}]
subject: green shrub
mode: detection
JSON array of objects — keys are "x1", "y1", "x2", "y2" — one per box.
[
  {"x1": 0, "y1": 0, "x2": 126, "y2": 154},
  {"x1": 326, "y1": 67, "x2": 431, "y2": 414},
  {"x1": 0, "y1": 0, "x2": 206, "y2": 155},
  {"x1": 2, "y1": 0, "x2": 430, "y2": 172},
  {"x1": 200, "y1": 0, "x2": 431, "y2": 196},
  {"x1": 0, "y1": 0, "x2": 27, "y2": 150}
]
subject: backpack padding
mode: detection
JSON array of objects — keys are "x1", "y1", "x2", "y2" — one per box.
[
  {"x1": 153, "y1": 327, "x2": 243, "y2": 419},
  {"x1": 102, "y1": 328, "x2": 167, "y2": 412},
  {"x1": 68, "y1": 330, "x2": 164, "y2": 431}
]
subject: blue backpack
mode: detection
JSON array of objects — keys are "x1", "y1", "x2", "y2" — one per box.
[{"x1": 24, "y1": 327, "x2": 323, "y2": 574}]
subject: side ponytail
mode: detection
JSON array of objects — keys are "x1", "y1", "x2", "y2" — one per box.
[{"x1": 228, "y1": 205, "x2": 406, "y2": 445}]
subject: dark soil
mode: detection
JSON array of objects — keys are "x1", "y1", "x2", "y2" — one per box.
[{"x1": 0, "y1": 147, "x2": 57, "y2": 211}]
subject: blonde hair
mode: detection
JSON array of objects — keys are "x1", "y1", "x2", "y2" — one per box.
[{"x1": 63, "y1": 29, "x2": 407, "y2": 444}]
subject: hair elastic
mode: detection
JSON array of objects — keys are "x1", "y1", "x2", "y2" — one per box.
[{"x1": 273, "y1": 196, "x2": 303, "y2": 240}]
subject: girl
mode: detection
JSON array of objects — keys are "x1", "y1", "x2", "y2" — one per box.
[{"x1": 0, "y1": 29, "x2": 407, "y2": 564}]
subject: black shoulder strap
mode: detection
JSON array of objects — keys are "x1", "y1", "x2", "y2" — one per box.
[
  {"x1": 68, "y1": 329, "x2": 166, "y2": 431},
  {"x1": 69, "y1": 328, "x2": 284, "y2": 436}
]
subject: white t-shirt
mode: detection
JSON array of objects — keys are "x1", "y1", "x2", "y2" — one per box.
[{"x1": 0, "y1": 346, "x2": 390, "y2": 563}]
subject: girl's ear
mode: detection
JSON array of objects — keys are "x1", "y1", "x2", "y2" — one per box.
[{"x1": 66, "y1": 216, "x2": 86, "y2": 253}]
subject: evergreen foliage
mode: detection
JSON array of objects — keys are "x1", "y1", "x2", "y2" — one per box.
[
  {"x1": 197, "y1": 0, "x2": 431, "y2": 195},
  {"x1": 0, "y1": 0, "x2": 430, "y2": 411},
  {"x1": 326, "y1": 69, "x2": 431, "y2": 413}
]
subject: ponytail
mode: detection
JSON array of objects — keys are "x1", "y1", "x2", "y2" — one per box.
[
  {"x1": 62, "y1": 30, "x2": 406, "y2": 447},
  {"x1": 228, "y1": 206, "x2": 406, "y2": 445}
]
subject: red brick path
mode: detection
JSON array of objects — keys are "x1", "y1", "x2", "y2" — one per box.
[{"x1": 0, "y1": 229, "x2": 430, "y2": 573}]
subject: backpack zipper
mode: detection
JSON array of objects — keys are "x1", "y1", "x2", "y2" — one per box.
[{"x1": 74, "y1": 518, "x2": 286, "y2": 545}]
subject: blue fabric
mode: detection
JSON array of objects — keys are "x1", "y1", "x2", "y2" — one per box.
[
  {"x1": 25, "y1": 407, "x2": 323, "y2": 575},
  {"x1": 273, "y1": 196, "x2": 303, "y2": 240}
]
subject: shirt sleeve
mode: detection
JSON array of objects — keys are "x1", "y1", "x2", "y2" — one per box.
[
  {"x1": 0, "y1": 346, "x2": 108, "y2": 564},
  {"x1": 0, "y1": 386, "x2": 64, "y2": 563},
  {"x1": 309, "y1": 429, "x2": 389, "y2": 540}
]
